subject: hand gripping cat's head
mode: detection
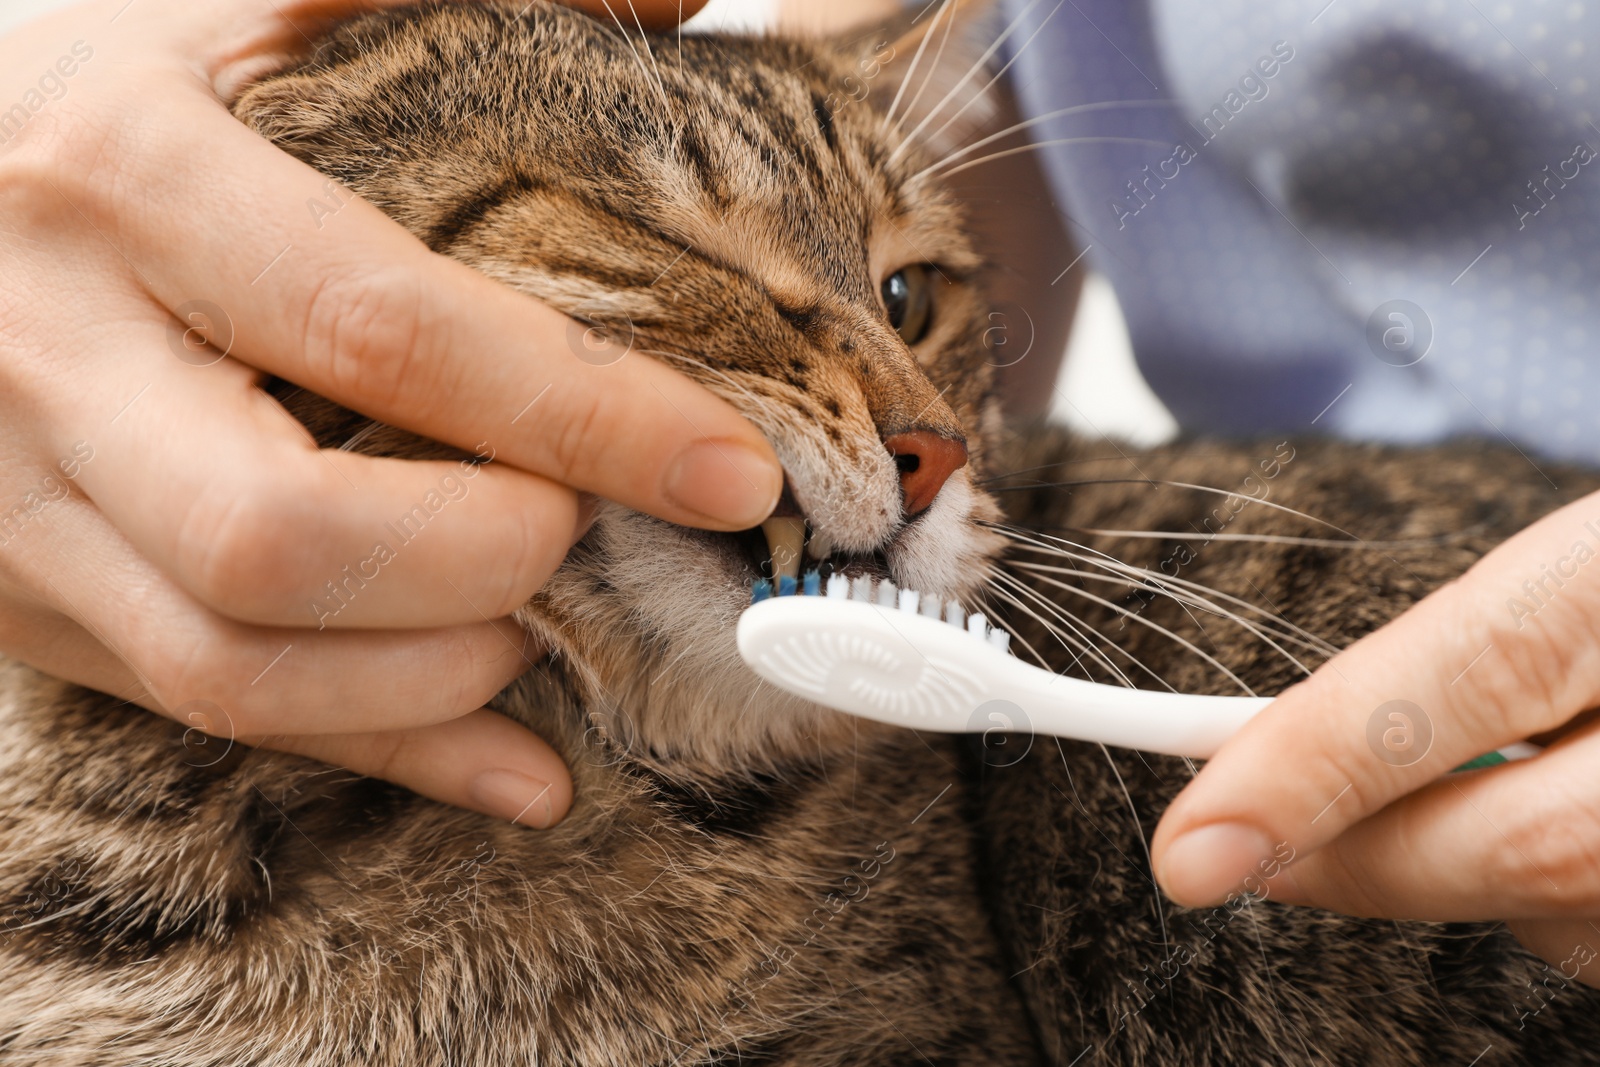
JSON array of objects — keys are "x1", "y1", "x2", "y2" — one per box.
[{"x1": 236, "y1": 1, "x2": 1009, "y2": 771}]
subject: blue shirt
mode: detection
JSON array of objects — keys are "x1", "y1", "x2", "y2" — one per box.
[{"x1": 1001, "y1": 0, "x2": 1600, "y2": 463}]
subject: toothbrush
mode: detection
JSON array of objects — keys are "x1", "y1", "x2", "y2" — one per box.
[{"x1": 737, "y1": 571, "x2": 1541, "y2": 767}]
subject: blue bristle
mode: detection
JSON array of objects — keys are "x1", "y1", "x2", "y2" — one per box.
[
  {"x1": 802, "y1": 570, "x2": 821, "y2": 596},
  {"x1": 777, "y1": 574, "x2": 798, "y2": 597},
  {"x1": 751, "y1": 579, "x2": 773, "y2": 603}
]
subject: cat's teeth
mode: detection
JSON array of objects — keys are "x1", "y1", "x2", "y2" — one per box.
[
  {"x1": 761, "y1": 516, "x2": 806, "y2": 583},
  {"x1": 805, "y1": 529, "x2": 834, "y2": 561}
]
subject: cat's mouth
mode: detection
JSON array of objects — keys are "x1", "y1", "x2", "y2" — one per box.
[{"x1": 728, "y1": 482, "x2": 891, "y2": 586}]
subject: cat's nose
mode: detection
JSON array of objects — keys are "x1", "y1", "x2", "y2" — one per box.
[{"x1": 883, "y1": 430, "x2": 968, "y2": 516}]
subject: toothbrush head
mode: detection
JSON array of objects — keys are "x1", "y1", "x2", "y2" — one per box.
[
  {"x1": 737, "y1": 571, "x2": 1013, "y2": 731},
  {"x1": 749, "y1": 570, "x2": 1011, "y2": 652}
]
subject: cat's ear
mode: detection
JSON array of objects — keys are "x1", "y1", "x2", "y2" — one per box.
[{"x1": 837, "y1": 0, "x2": 1004, "y2": 163}]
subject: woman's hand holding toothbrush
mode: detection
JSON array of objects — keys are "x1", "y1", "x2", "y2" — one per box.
[{"x1": 1152, "y1": 489, "x2": 1600, "y2": 987}]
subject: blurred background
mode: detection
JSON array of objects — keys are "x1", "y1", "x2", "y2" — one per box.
[{"x1": 0, "y1": 0, "x2": 1177, "y2": 446}]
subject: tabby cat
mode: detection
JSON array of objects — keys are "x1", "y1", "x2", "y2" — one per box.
[{"x1": 2, "y1": 3, "x2": 1597, "y2": 1064}]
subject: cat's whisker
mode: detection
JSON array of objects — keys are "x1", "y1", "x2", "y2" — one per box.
[
  {"x1": 910, "y1": 99, "x2": 1176, "y2": 182},
  {"x1": 1006, "y1": 560, "x2": 1316, "y2": 676},
  {"x1": 990, "y1": 572, "x2": 1190, "y2": 694},
  {"x1": 976, "y1": 449, "x2": 1231, "y2": 485},
  {"x1": 986, "y1": 573, "x2": 1140, "y2": 687},
  {"x1": 1094, "y1": 740, "x2": 1172, "y2": 973},
  {"x1": 979, "y1": 586, "x2": 1075, "y2": 676},
  {"x1": 884, "y1": 0, "x2": 951, "y2": 127},
  {"x1": 990, "y1": 522, "x2": 1339, "y2": 657},
  {"x1": 991, "y1": 569, "x2": 1173, "y2": 690},
  {"x1": 1051, "y1": 527, "x2": 1477, "y2": 550},
  {"x1": 886, "y1": 0, "x2": 961, "y2": 135},
  {"x1": 1030, "y1": 554, "x2": 1335, "y2": 661},
  {"x1": 932, "y1": 136, "x2": 1199, "y2": 179},
  {"x1": 597, "y1": 0, "x2": 670, "y2": 106},
  {"x1": 984, "y1": 477, "x2": 1365, "y2": 541},
  {"x1": 994, "y1": 523, "x2": 1329, "y2": 645},
  {"x1": 887, "y1": 0, "x2": 1060, "y2": 167},
  {"x1": 623, "y1": 2, "x2": 667, "y2": 98},
  {"x1": 984, "y1": 575, "x2": 1104, "y2": 675},
  {"x1": 1005, "y1": 563, "x2": 1261, "y2": 695}
]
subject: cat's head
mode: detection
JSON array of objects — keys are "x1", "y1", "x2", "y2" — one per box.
[{"x1": 236, "y1": 1, "x2": 1009, "y2": 769}]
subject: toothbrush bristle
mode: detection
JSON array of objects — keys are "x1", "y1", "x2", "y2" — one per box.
[{"x1": 748, "y1": 571, "x2": 1017, "y2": 658}]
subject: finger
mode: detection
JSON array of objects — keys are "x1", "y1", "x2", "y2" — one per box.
[
  {"x1": 255, "y1": 708, "x2": 574, "y2": 829},
  {"x1": 2, "y1": 558, "x2": 571, "y2": 828},
  {"x1": 0, "y1": 589, "x2": 149, "y2": 705},
  {"x1": 1506, "y1": 919, "x2": 1600, "y2": 990},
  {"x1": 108, "y1": 0, "x2": 709, "y2": 56},
  {"x1": 1, "y1": 559, "x2": 562, "y2": 849},
  {"x1": 1151, "y1": 493, "x2": 1600, "y2": 907},
  {"x1": 1257, "y1": 726, "x2": 1600, "y2": 920},
  {"x1": 60, "y1": 343, "x2": 584, "y2": 628},
  {"x1": 561, "y1": 0, "x2": 713, "y2": 30},
  {"x1": 62, "y1": 68, "x2": 781, "y2": 532},
  {"x1": 10, "y1": 489, "x2": 540, "y2": 735}
]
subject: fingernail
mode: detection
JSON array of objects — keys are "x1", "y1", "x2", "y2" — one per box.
[
  {"x1": 664, "y1": 438, "x2": 782, "y2": 528},
  {"x1": 468, "y1": 769, "x2": 557, "y2": 829},
  {"x1": 1156, "y1": 823, "x2": 1273, "y2": 906}
]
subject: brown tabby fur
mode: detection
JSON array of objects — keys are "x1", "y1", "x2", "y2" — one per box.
[{"x1": 2, "y1": 3, "x2": 1598, "y2": 1064}]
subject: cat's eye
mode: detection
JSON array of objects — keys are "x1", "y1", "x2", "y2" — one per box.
[{"x1": 881, "y1": 265, "x2": 934, "y2": 346}]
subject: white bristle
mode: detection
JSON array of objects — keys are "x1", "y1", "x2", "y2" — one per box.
[
  {"x1": 920, "y1": 596, "x2": 941, "y2": 619},
  {"x1": 967, "y1": 612, "x2": 988, "y2": 637},
  {"x1": 944, "y1": 600, "x2": 963, "y2": 627},
  {"x1": 988, "y1": 628, "x2": 1012, "y2": 653},
  {"x1": 851, "y1": 576, "x2": 873, "y2": 602},
  {"x1": 826, "y1": 573, "x2": 850, "y2": 599},
  {"x1": 898, "y1": 588, "x2": 920, "y2": 614},
  {"x1": 876, "y1": 580, "x2": 897, "y2": 608}
]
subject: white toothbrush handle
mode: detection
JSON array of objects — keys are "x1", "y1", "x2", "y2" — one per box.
[
  {"x1": 737, "y1": 596, "x2": 1269, "y2": 758},
  {"x1": 980, "y1": 653, "x2": 1269, "y2": 758}
]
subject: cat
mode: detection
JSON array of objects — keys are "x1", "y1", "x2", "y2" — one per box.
[{"x1": 1, "y1": 3, "x2": 1597, "y2": 1064}]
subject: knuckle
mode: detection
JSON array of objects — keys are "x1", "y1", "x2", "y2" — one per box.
[
  {"x1": 1494, "y1": 785, "x2": 1600, "y2": 911},
  {"x1": 544, "y1": 388, "x2": 608, "y2": 484},
  {"x1": 361, "y1": 731, "x2": 414, "y2": 784},
  {"x1": 438, "y1": 627, "x2": 516, "y2": 715},
  {"x1": 136, "y1": 627, "x2": 253, "y2": 732},
  {"x1": 0, "y1": 91, "x2": 139, "y2": 224},
  {"x1": 298, "y1": 265, "x2": 436, "y2": 411},
  {"x1": 1476, "y1": 601, "x2": 1580, "y2": 735},
  {"x1": 491, "y1": 493, "x2": 573, "y2": 615},
  {"x1": 174, "y1": 470, "x2": 329, "y2": 620}
]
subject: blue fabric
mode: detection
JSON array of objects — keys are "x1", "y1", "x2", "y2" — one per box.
[{"x1": 999, "y1": 0, "x2": 1600, "y2": 462}]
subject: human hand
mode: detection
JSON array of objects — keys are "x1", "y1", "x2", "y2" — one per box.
[
  {"x1": 0, "y1": 0, "x2": 775, "y2": 829},
  {"x1": 1151, "y1": 487, "x2": 1600, "y2": 986}
]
